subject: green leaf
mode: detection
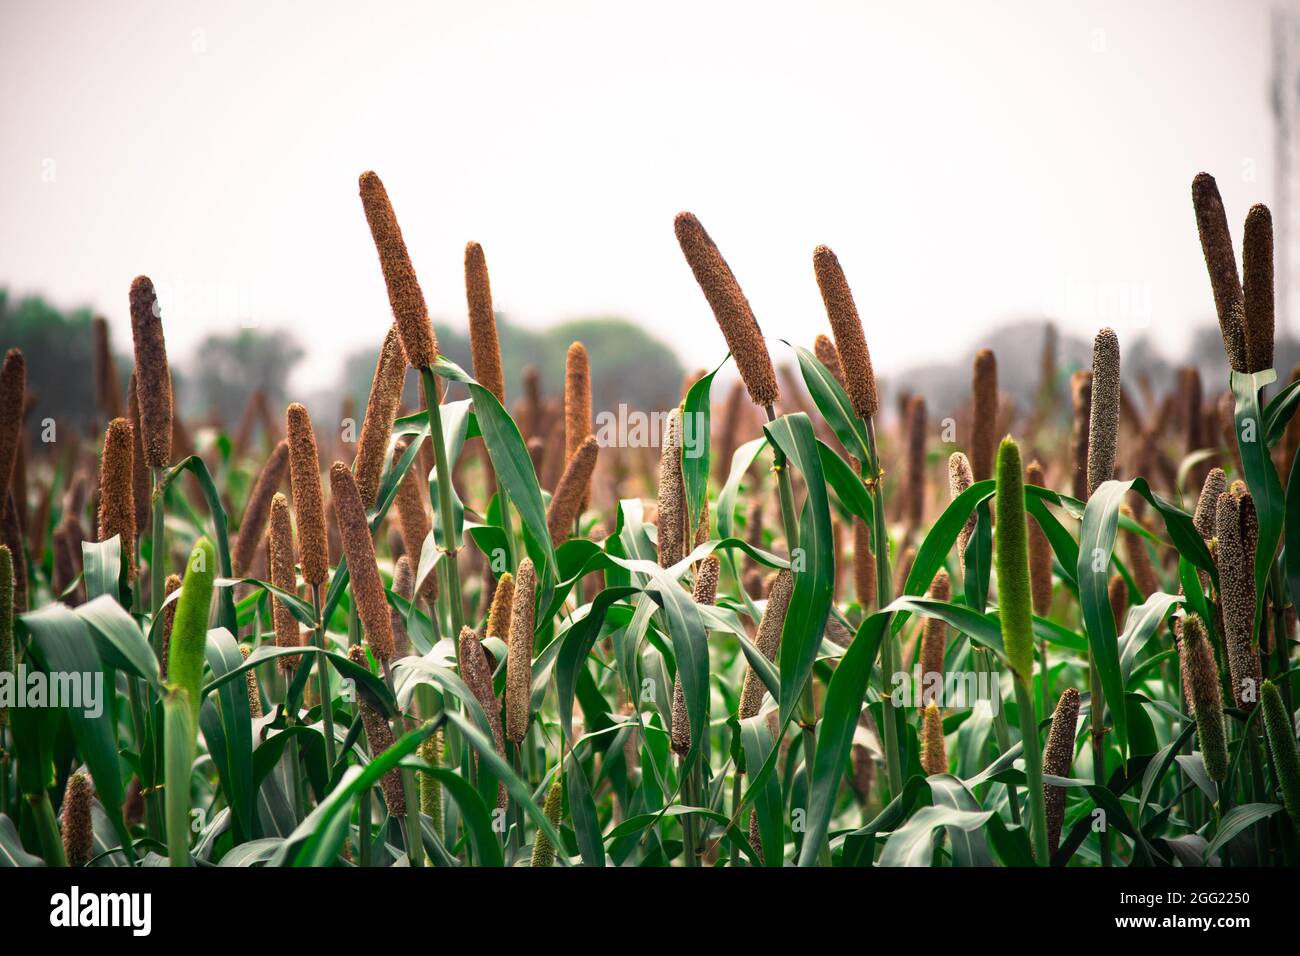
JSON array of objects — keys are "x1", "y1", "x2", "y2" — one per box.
[
  {"x1": 878, "y1": 805, "x2": 994, "y2": 866},
  {"x1": 1230, "y1": 369, "x2": 1284, "y2": 643},
  {"x1": 0, "y1": 814, "x2": 45, "y2": 866},
  {"x1": 19, "y1": 603, "x2": 133, "y2": 859},
  {"x1": 80, "y1": 537, "x2": 122, "y2": 603},
  {"x1": 764, "y1": 413, "x2": 835, "y2": 727},
  {"x1": 923, "y1": 774, "x2": 993, "y2": 866},
  {"x1": 740, "y1": 713, "x2": 784, "y2": 865},
  {"x1": 1203, "y1": 802, "x2": 1282, "y2": 862},
  {"x1": 681, "y1": 362, "x2": 720, "y2": 536},
  {"x1": 790, "y1": 343, "x2": 871, "y2": 463},
  {"x1": 160, "y1": 455, "x2": 238, "y2": 634},
  {"x1": 75, "y1": 594, "x2": 161, "y2": 689}
]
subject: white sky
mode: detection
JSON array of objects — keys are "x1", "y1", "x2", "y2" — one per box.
[{"x1": 0, "y1": 0, "x2": 1289, "y2": 390}]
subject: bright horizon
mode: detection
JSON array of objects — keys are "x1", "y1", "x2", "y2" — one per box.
[{"x1": 0, "y1": 0, "x2": 1289, "y2": 391}]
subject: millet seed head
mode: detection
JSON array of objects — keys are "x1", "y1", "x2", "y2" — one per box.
[
  {"x1": 329, "y1": 462, "x2": 395, "y2": 661},
  {"x1": 358, "y1": 171, "x2": 438, "y2": 369},
  {"x1": 1261, "y1": 679, "x2": 1300, "y2": 827},
  {"x1": 811, "y1": 244, "x2": 877, "y2": 419},
  {"x1": 738, "y1": 569, "x2": 794, "y2": 719},
  {"x1": 1042, "y1": 687, "x2": 1080, "y2": 851},
  {"x1": 1086, "y1": 328, "x2": 1121, "y2": 497},
  {"x1": 546, "y1": 434, "x2": 599, "y2": 546},
  {"x1": 1242, "y1": 203, "x2": 1274, "y2": 373},
  {"x1": 128, "y1": 276, "x2": 173, "y2": 467},
  {"x1": 505, "y1": 559, "x2": 537, "y2": 745},
  {"x1": 0, "y1": 349, "x2": 26, "y2": 507},
  {"x1": 1025, "y1": 460, "x2": 1053, "y2": 617},
  {"x1": 1069, "y1": 370, "x2": 1092, "y2": 501},
  {"x1": 1191, "y1": 173, "x2": 1249, "y2": 372},
  {"x1": 948, "y1": 451, "x2": 977, "y2": 570},
  {"x1": 692, "y1": 555, "x2": 721, "y2": 606},
  {"x1": 674, "y1": 212, "x2": 779, "y2": 408},
  {"x1": 233, "y1": 440, "x2": 289, "y2": 576},
  {"x1": 920, "y1": 703, "x2": 947, "y2": 775},
  {"x1": 268, "y1": 492, "x2": 300, "y2": 673},
  {"x1": 1193, "y1": 467, "x2": 1227, "y2": 540},
  {"x1": 971, "y1": 348, "x2": 998, "y2": 482},
  {"x1": 1214, "y1": 489, "x2": 1262, "y2": 710},
  {"x1": 1178, "y1": 614, "x2": 1228, "y2": 782},
  {"x1": 813, "y1": 333, "x2": 846, "y2": 388},
  {"x1": 97, "y1": 417, "x2": 137, "y2": 580},
  {"x1": 995, "y1": 436, "x2": 1034, "y2": 681},
  {"x1": 656, "y1": 407, "x2": 686, "y2": 567},
  {"x1": 286, "y1": 403, "x2": 329, "y2": 586},
  {"x1": 126, "y1": 374, "x2": 150, "y2": 534},
  {"x1": 353, "y1": 326, "x2": 407, "y2": 508},
  {"x1": 465, "y1": 241, "x2": 506, "y2": 404},
  {"x1": 920, "y1": 568, "x2": 950, "y2": 706},
  {"x1": 61, "y1": 771, "x2": 95, "y2": 867}
]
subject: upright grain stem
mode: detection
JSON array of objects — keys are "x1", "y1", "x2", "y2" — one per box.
[{"x1": 422, "y1": 367, "x2": 466, "y2": 636}]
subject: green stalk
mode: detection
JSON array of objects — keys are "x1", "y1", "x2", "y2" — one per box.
[
  {"x1": 310, "y1": 584, "x2": 337, "y2": 773},
  {"x1": 358, "y1": 789, "x2": 372, "y2": 867},
  {"x1": 864, "y1": 419, "x2": 902, "y2": 797},
  {"x1": 498, "y1": 484, "x2": 517, "y2": 569},
  {"x1": 729, "y1": 772, "x2": 741, "y2": 866},
  {"x1": 28, "y1": 791, "x2": 66, "y2": 866},
  {"x1": 976, "y1": 646, "x2": 1020, "y2": 824},
  {"x1": 1012, "y1": 675, "x2": 1049, "y2": 865},
  {"x1": 421, "y1": 367, "x2": 465, "y2": 636},
  {"x1": 681, "y1": 758, "x2": 698, "y2": 867},
  {"x1": 1089, "y1": 653, "x2": 1111, "y2": 866}
]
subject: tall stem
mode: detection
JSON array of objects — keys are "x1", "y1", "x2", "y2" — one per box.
[
  {"x1": 150, "y1": 468, "x2": 166, "y2": 622},
  {"x1": 864, "y1": 419, "x2": 902, "y2": 797},
  {"x1": 311, "y1": 584, "x2": 337, "y2": 773},
  {"x1": 1013, "y1": 675, "x2": 1049, "y2": 865},
  {"x1": 28, "y1": 791, "x2": 66, "y2": 866},
  {"x1": 1089, "y1": 652, "x2": 1111, "y2": 865},
  {"x1": 421, "y1": 368, "x2": 465, "y2": 636}
]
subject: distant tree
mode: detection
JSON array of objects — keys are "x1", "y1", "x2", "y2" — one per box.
[
  {"x1": 0, "y1": 290, "x2": 101, "y2": 441},
  {"x1": 186, "y1": 328, "x2": 305, "y2": 427}
]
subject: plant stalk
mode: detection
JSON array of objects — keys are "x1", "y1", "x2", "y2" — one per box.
[
  {"x1": 310, "y1": 584, "x2": 337, "y2": 773},
  {"x1": 421, "y1": 367, "x2": 465, "y2": 636},
  {"x1": 1012, "y1": 675, "x2": 1049, "y2": 865}
]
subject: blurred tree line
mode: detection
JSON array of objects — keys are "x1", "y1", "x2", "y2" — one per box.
[{"x1": 0, "y1": 289, "x2": 685, "y2": 441}]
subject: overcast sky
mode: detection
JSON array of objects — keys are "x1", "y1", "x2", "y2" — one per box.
[{"x1": 0, "y1": 0, "x2": 1290, "y2": 391}]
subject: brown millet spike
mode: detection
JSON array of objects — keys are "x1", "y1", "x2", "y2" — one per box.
[
  {"x1": 353, "y1": 326, "x2": 406, "y2": 507},
  {"x1": 813, "y1": 333, "x2": 846, "y2": 388},
  {"x1": 1108, "y1": 573, "x2": 1128, "y2": 632},
  {"x1": 505, "y1": 559, "x2": 537, "y2": 744},
  {"x1": 0, "y1": 499, "x2": 24, "y2": 612},
  {"x1": 285, "y1": 403, "x2": 329, "y2": 586},
  {"x1": 738, "y1": 570, "x2": 794, "y2": 718},
  {"x1": 1215, "y1": 490, "x2": 1262, "y2": 710},
  {"x1": 268, "y1": 493, "x2": 300, "y2": 674},
  {"x1": 1121, "y1": 506, "x2": 1159, "y2": 599},
  {"x1": 905, "y1": 394, "x2": 927, "y2": 530},
  {"x1": 357, "y1": 171, "x2": 437, "y2": 369},
  {"x1": 329, "y1": 463, "x2": 395, "y2": 661},
  {"x1": 60, "y1": 771, "x2": 94, "y2": 867},
  {"x1": 1087, "y1": 328, "x2": 1121, "y2": 497},
  {"x1": 92, "y1": 316, "x2": 122, "y2": 420},
  {"x1": 391, "y1": 440, "x2": 436, "y2": 601},
  {"x1": 852, "y1": 516, "x2": 876, "y2": 609},
  {"x1": 948, "y1": 452, "x2": 976, "y2": 570},
  {"x1": 1191, "y1": 173, "x2": 1248, "y2": 372},
  {"x1": 920, "y1": 703, "x2": 947, "y2": 775},
  {"x1": 656, "y1": 408, "x2": 686, "y2": 567},
  {"x1": 1042, "y1": 687, "x2": 1080, "y2": 851},
  {"x1": 1193, "y1": 467, "x2": 1226, "y2": 539},
  {"x1": 521, "y1": 364, "x2": 544, "y2": 440},
  {"x1": 971, "y1": 348, "x2": 998, "y2": 482},
  {"x1": 458, "y1": 627, "x2": 507, "y2": 809},
  {"x1": 1025, "y1": 461, "x2": 1052, "y2": 616},
  {"x1": 127, "y1": 276, "x2": 173, "y2": 467},
  {"x1": 345, "y1": 644, "x2": 405, "y2": 817},
  {"x1": 811, "y1": 244, "x2": 877, "y2": 419},
  {"x1": 465, "y1": 241, "x2": 506, "y2": 404},
  {"x1": 920, "y1": 568, "x2": 950, "y2": 706},
  {"x1": 240, "y1": 645, "x2": 264, "y2": 718},
  {"x1": 693, "y1": 555, "x2": 721, "y2": 605},
  {"x1": 486, "y1": 570, "x2": 514, "y2": 642},
  {"x1": 125, "y1": 374, "x2": 150, "y2": 534},
  {"x1": 160, "y1": 573, "x2": 181, "y2": 680},
  {"x1": 1242, "y1": 203, "x2": 1274, "y2": 373},
  {"x1": 564, "y1": 341, "x2": 593, "y2": 467},
  {"x1": 97, "y1": 418, "x2": 137, "y2": 580},
  {"x1": 674, "y1": 212, "x2": 779, "y2": 407},
  {"x1": 233, "y1": 440, "x2": 289, "y2": 576},
  {"x1": 546, "y1": 435, "x2": 599, "y2": 546},
  {"x1": 1180, "y1": 366, "x2": 1204, "y2": 454},
  {"x1": 1178, "y1": 614, "x2": 1228, "y2": 781},
  {"x1": 1069, "y1": 370, "x2": 1092, "y2": 501},
  {"x1": 390, "y1": 554, "x2": 414, "y2": 659},
  {"x1": 0, "y1": 349, "x2": 25, "y2": 507}
]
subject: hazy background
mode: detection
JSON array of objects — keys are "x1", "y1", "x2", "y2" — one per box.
[{"x1": 0, "y1": 0, "x2": 1292, "y2": 420}]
